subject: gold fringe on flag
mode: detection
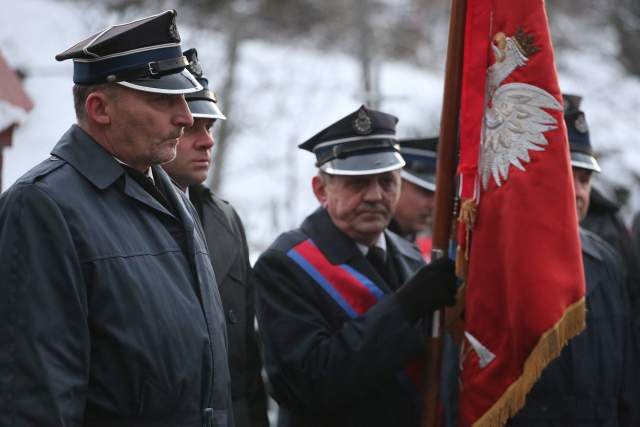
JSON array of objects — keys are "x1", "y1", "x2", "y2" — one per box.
[{"x1": 472, "y1": 297, "x2": 587, "y2": 427}]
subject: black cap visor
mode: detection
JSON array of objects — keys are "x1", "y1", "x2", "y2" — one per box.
[
  {"x1": 187, "y1": 99, "x2": 227, "y2": 120},
  {"x1": 401, "y1": 170, "x2": 436, "y2": 192},
  {"x1": 571, "y1": 151, "x2": 601, "y2": 173},
  {"x1": 320, "y1": 151, "x2": 405, "y2": 176},
  {"x1": 117, "y1": 69, "x2": 202, "y2": 94}
]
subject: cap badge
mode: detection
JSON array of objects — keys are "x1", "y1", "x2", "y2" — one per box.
[
  {"x1": 353, "y1": 109, "x2": 373, "y2": 135},
  {"x1": 574, "y1": 114, "x2": 588, "y2": 134}
]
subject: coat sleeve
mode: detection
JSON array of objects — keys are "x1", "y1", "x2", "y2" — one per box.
[
  {"x1": 616, "y1": 258, "x2": 640, "y2": 426},
  {"x1": 253, "y1": 247, "x2": 425, "y2": 412},
  {"x1": 0, "y1": 184, "x2": 89, "y2": 426},
  {"x1": 619, "y1": 318, "x2": 640, "y2": 426},
  {"x1": 234, "y1": 211, "x2": 269, "y2": 427}
]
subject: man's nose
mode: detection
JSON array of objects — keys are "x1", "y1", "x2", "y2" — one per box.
[
  {"x1": 363, "y1": 181, "x2": 383, "y2": 201},
  {"x1": 172, "y1": 96, "x2": 194, "y2": 128},
  {"x1": 195, "y1": 129, "x2": 214, "y2": 150}
]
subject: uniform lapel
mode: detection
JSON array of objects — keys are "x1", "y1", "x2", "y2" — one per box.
[
  {"x1": 580, "y1": 229, "x2": 604, "y2": 297},
  {"x1": 192, "y1": 186, "x2": 240, "y2": 287},
  {"x1": 155, "y1": 166, "x2": 196, "y2": 247},
  {"x1": 386, "y1": 231, "x2": 425, "y2": 283},
  {"x1": 122, "y1": 173, "x2": 175, "y2": 218}
]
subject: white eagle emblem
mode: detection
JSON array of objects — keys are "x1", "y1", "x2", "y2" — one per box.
[{"x1": 480, "y1": 29, "x2": 562, "y2": 189}]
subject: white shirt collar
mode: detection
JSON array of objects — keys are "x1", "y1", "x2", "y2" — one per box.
[
  {"x1": 113, "y1": 157, "x2": 154, "y2": 184},
  {"x1": 356, "y1": 233, "x2": 387, "y2": 255}
]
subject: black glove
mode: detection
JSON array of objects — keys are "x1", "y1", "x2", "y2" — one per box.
[{"x1": 395, "y1": 257, "x2": 457, "y2": 322}]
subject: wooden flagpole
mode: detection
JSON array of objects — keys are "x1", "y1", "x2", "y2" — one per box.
[{"x1": 421, "y1": 0, "x2": 468, "y2": 425}]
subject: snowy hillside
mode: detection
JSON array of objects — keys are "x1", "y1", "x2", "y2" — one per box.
[{"x1": 2, "y1": 0, "x2": 639, "y2": 255}]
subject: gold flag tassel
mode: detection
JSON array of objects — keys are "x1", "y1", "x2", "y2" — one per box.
[
  {"x1": 448, "y1": 198, "x2": 477, "y2": 345},
  {"x1": 455, "y1": 198, "x2": 477, "y2": 279}
]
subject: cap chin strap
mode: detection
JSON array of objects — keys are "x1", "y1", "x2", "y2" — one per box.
[
  {"x1": 315, "y1": 139, "x2": 399, "y2": 167},
  {"x1": 185, "y1": 89, "x2": 219, "y2": 103},
  {"x1": 105, "y1": 56, "x2": 188, "y2": 83}
]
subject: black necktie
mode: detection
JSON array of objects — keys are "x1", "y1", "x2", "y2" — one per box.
[
  {"x1": 123, "y1": 166, "x2": 174, "y2": 214},
  {"x1": 367, "y1": 246, "x2": 388, "y2": 281},
  {"x1": 367, "y1": 245, "x2": 402, "y2": 290}
]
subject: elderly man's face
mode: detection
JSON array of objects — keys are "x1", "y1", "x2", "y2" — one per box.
[
  {"x1": 572, "y1": 167, "x2": 592, "y2": 222},
  {"x1": 162, "y1": 118, "x2": 216, "y2": 190},
  {"x1": 104, "y1": 86, "x2": 193, "y2": 170},
  {"x1": 394, "y1": 179, "x2": 435, "y2": 235},
  {"x1": 312, "y1": 171, "x2": 401, "y2": 246}
]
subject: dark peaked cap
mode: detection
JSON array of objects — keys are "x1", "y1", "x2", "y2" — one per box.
[
  {"x1": 398, "y1": 137, "x2": 438, "y2": 192},
  {"x1": 55, "y1": 10, "x2": 201, "y2": 94},
  {"x1": 183, "y1": 48, "x2": 226, "y2": 120},
  {"x1": 563, "y1": 93, "x2": 600, "y2": 173},
  {"x1": 299, "y1": 105, "x2": 405, "y2": 175}
]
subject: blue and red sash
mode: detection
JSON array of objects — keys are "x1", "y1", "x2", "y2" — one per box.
[{"x1": 287, "y1": 238, "x2": 424, "y2": 394}]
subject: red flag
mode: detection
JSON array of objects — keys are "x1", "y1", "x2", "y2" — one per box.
[
  {"x1": 455, "y1": 0, "x2": 586, "y2": 426},
  {"x1": 415, "y1": 235, "x2": 432, "y2": 262}
]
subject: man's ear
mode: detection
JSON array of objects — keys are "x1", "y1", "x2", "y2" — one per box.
[
  {"x1": 85, "y1": 91, "x2": 112, "y2": 125},
  {"x1": 312, "y1": 175, "x2": 329, "y2": 207}
]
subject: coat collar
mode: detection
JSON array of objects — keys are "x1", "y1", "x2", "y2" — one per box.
[
  {"x1": 52, "y1": 125, "x2": 184, "y2": 219},
  {"x1": 300, "y1": 208, "x2": 362, "y2": 265},
  {"x1": 301, "y1": 208, "x2": 391, "y2": 291},
  {"x1": 386, "y1": 230, "x2": 424, "y2": 264},
  {"x1": 51, "y1": 125, "x2": 125, "y2": 190},
  {"x1": 580, "y1": 227, "x2": 603, "y2": 262},
  {"x1": 190, "y1": 185, "x2": 235, "y2": 236},
  {"x1": 189, "y1": 184, "x2": 240, "y2": 284},
  {"x1": 300, "y1": 208, "x2": 423, "y2": 264},
  {"x1": 580, "y1": 227, "x2": 605, "y2": 297},
  {"x1": 299, "y1": 208, "x2": 423, "y2": 291},
  {"x1": 159, "y1": 166, "x2": 195, "y2": 231}
]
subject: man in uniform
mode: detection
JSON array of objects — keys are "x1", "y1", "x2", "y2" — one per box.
[
  {"x1": 0, "y1": 11, "x2": 233, "y2": 427},
  {"x1": 389, "y1": 137, "x2": 438, "y2": 260},
  {"x1": 508, "y1": 95, "x2": 638, "y2": 426},
  {"x1": 253, "y1": 106, "x2": 458, "y2": 427},
  {"x1": 162, "y1": 48, "x2": 269, "y2": 427}
]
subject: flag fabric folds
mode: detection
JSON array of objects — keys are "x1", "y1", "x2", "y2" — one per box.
[{"x1": 455, "y1": 0, "x2": 586, "y2": 425}]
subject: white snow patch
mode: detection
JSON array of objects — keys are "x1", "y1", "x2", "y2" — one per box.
[{"x1": 0, "y1": 100, "x2": 28, "y2": 132}]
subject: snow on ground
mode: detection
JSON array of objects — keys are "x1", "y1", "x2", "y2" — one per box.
[{"x1": 2, "y1": 0, "x2": 640, "y2": 255}]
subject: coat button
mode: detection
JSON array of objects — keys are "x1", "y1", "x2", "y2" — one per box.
[
  {"x1": 227, "y1": 309, "x2": 239, "y2": 324},
  {"x1": 203, "y1": 407, "x2": 213, "y2": 427}
]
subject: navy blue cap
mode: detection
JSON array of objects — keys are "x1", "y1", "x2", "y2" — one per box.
[
  {"x1": 398, "y1": 137, "x2": 438, "y2": 192},
  {"x1": 55, "y1": 10, "x2": 201, "y2": 94},
  {"x1": 183, "y1": 49, "x2": 226, "y2": 120},
  {"x1": 563, "y1": 94, "x2": 600, "y2": 173},
  {"x1": 298, "y1": 105, "x2": 404, "y2": 175}
]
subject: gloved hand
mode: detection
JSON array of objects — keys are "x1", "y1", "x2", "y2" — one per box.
[{"x1": 395, "y1": 257, "x2": 457, "y2": 322}]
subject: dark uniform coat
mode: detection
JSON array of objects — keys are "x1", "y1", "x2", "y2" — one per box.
[
  {"x1": 583, "y1": 188, "x2": 640, "y2": 316},
  {"x1": 508, "y1": 229, "x2": 639, "y2": 427},
  {"x1": 253, "y1": 208, "x2": 427, "y2": 427},
  {"x1": 0, "y1": 125, "x2": 232, "y2": 427},
  {"x1": 189, "y1": 185, "x2": 269, "y2": 427},
  {"x1": 633, "y1": 212, "x2": 640, "y2": 267}
]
